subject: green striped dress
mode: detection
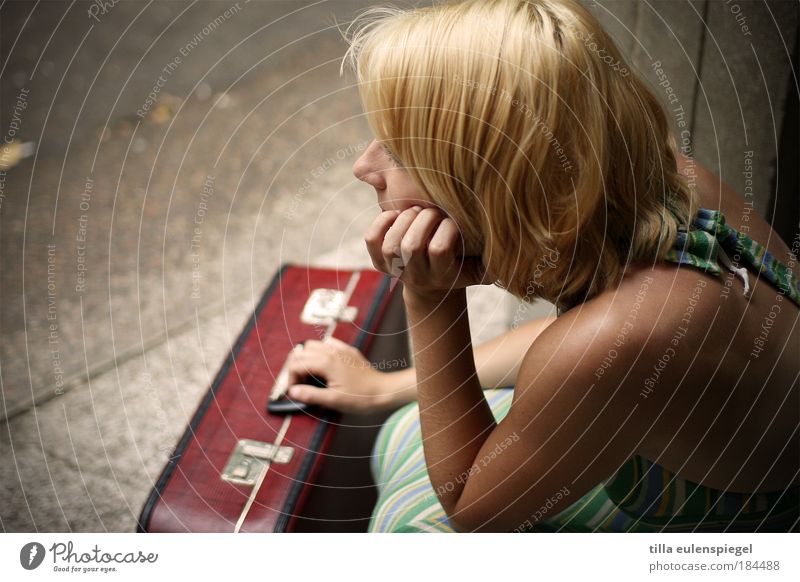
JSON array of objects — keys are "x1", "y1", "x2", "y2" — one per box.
[{"x1": 368, "y1": 207, "x2": 800, "y2": 532}]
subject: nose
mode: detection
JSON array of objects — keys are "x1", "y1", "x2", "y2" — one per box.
[{"x1": 352, "y1": 140, "x2": 386, "y2": 189}]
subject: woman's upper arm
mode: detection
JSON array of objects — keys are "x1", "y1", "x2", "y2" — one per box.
[{"x1": 450, "y1": 313, "x2": 655, "y2": 532}]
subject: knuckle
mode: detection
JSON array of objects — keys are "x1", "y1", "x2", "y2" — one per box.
[
  {"x1": 400, "y1": 240, "x2": 420, "y2": 255},
  {"x1": 381, "y1": 241, "x2": 398, "y2": 256},
  {"x1": 428, "y1": 243, "x2": 449, "y2": 257}
]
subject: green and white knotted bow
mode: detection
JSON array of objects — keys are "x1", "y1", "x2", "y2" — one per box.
[{"x1": 664, "y1": 207, "x2": 800, "y2": 306}]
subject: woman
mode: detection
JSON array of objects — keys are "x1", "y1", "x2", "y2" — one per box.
[{"x1": 286, "y1": 0, "x2": 799, "y2": 532}]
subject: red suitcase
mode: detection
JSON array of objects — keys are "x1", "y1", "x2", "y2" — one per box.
[{"x1": 137, "y1": 263, "x2": 407, "y2": 532}]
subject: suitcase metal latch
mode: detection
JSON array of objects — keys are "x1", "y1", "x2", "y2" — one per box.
[
  {"x1": 300, "y1": 288, "x2": 358, "y2": 325},
  {"x1": 221, "y1": 439, "x2": 295, "y2": 486}
]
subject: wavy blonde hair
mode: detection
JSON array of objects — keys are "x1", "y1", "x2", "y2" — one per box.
[{"x1": 341, "y1": 0, "x2": 698, "y2": 310}]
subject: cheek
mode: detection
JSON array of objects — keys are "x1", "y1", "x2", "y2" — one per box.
[{"x1": 380, "y1": 198, "x2": 400, "y2": 213}]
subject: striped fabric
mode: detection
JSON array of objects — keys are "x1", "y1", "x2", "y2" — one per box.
[
  {"x1": 369, "y1": 211, "x2": 800, "y2": 532},
  {"x1": 369, "y1": 389, "x2": 800, "y2": 532},
  {"x1": 369, "y1": 389, "x2": 515, "y2": 533},
  {"x1": 664, "y1": 207, "x2": 800, "y2": 306}
]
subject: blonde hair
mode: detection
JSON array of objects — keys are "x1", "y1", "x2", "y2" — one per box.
[{"x1": 341, "y1": 0, "x2": 698, "y2": 310}]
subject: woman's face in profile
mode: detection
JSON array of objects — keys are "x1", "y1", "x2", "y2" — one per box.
[
  {"x1": 352, "y1": 139, "x2": 436, "y2": 213},
  {"x1": 353, "y1": 138, "x2": 485, "y2": 259}
]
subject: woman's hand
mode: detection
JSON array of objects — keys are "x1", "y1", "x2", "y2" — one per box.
[
  {"x1": 285, "y1": 337, "x2": 395, "y2": 414},
  {"x1": 364, "y1": 206, "x2": 489, "y2": 302}
]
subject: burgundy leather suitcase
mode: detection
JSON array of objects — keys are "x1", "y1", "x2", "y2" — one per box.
[{"x1": 137, "y1": 263, "x2": 406, "y2": 532}]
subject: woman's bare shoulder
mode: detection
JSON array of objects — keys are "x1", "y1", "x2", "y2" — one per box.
[
  {"x1": 544, "y1": 266, "x2": 671, "y2": 351},
  {"x1": 545, "y1": 263, "x2": 720, "y2": 363}
]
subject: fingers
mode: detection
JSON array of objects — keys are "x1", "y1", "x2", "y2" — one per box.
[
  {"x1": 400, "y1": 208, "x2": 445, "y2": 266},
  {"x1": 427, "y1": 218, "x2": 488, "y2": 287},
  {"x1": 285, "y1": 339, "x2": 365, "y2": 385},
  {"x1": 426, "y1": 217, "x2": 460, "y2": 275},
  {"x1": 300, "y1": 337, "x2": 361, "y2": 361},
  {"x1": 384, "y1": 207, "x2": 422, "y2": 253},
  {"x1": 282, "y1": 338, "x2": 376, "y2": 414},
  {"x1": 364, "y1": 205, "x2": 484, "y2": 291},
  {"x1": 365, "y1": 206, "x2": 430, "y2": 276},
  {"x1": 381, "y1": 207, "x2": 422, "y2": 270},
  {"x1": 286, "y1": 350, "x2": 327, "y2": 375},
  {"x1": 365, "y1": 210, "x2": 401, "y2": 272},
  {"x1": 287, "y1": 383, "x2": 373, "y2": 414},
  {"x1": 285, "y1": 348, "x2": 329, "y2": 386},
  {"x1": 287, "y1": 384, "x2": 341, "y2": 409}
]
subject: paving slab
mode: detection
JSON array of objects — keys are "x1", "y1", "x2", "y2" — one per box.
[{"x1": 1, "y1": 1, "x2": 383, "y2": 418}]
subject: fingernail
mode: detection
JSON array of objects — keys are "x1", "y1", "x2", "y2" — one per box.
[
  {"x1": 390, "y1": 256, "x2": 405, "y2": 277},
  {"x1": 288, "y1": 386, "x2": 300, "y2": 398},
  {"x1": 412, "y1": 205, "x2": 422, "y2": 212}
]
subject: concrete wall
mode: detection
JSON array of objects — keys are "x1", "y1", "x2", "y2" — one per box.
[{"x1": 593, "y1": 0, "x2": 796, "y2": 219}]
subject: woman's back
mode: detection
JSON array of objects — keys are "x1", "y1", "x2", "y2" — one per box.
[{"x1": 619, "y1": 154, "x2": 799, "y2": 494}]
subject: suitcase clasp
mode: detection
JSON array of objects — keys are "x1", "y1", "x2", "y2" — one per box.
[
  {"x1": 221, "y1": 439, "x2": 295, "y2": 486},
  {"x1": 301, "y1": 288, "x2": 358, "y2": 325}
]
